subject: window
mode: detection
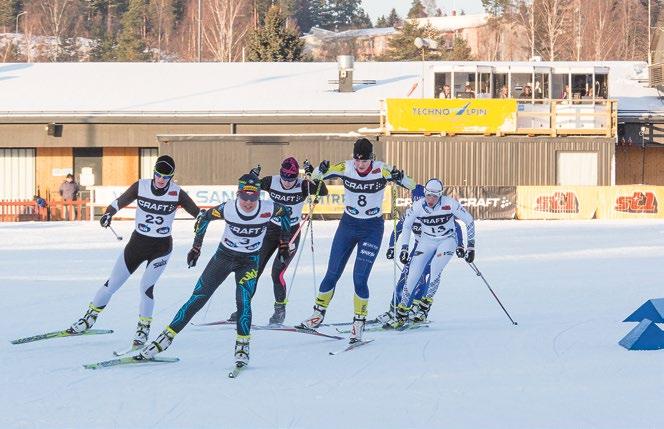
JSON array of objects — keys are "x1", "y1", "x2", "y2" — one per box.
[
  {"x1": 140, "y1": 148, "x2": 159, "y2": 179},
  {"x1": 493, "y1": 73, "x2": 508, "y2": 98},
  {"x1": 557, "y1": 152, "x2": 598, "y2": 185},
  {"x1": 0, "y1": 149, "x2": 35, "y2": 200},
  {"x1": 434, "y1": 72, "x2": 452, "y2": 98}
]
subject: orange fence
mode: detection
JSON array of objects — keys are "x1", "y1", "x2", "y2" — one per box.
[{"x1": 0, "y1": 200, "x2": 90, "y2": 222}]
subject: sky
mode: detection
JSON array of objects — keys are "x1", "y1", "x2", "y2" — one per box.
[{"x1": 361, "y1": 0, "x2": 486, "y2": 23}]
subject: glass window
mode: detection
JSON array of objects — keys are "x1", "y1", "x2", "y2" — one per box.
[
  {"x1": 511, "y1": 73, "x2": 532, "y2": 99},
  {"x1": 478, "y1": 73, "x2": 492, "y2": 98},
  {"x1": 572, "y1": 73, "x2": 592, "y2": 99},
  {"x1": 454, "y1": 72, "x2": 476, "y2": 98},
  {"x1": 493, "y1": 73, "x2": 508, "y2": 98},
  {"x1": 552, "y1": 73, "x2": 569, "y2": 100},
  {"x1": 595, "y1": 74, "x2": 609, "y2": 99},
  {"x1": 533, "y1": 72, "x2": 549, "y2": 99},
  {"x1": 434, "y1": 72, "x2": 452, "y2": 98}
]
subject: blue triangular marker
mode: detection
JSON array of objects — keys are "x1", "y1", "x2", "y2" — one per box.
[
  {"x1": 619, "y1": 319, "x2": 664, "y2": 350},
  {"x1": 623, "y1": 298, "x2": 664, "y2": 323}
]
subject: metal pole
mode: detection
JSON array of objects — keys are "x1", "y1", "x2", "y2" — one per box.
[
  {"x1": 16, "y1": 11, "x2": 26, "y2": 34},
  {"x1": 648, "y1": 0, "x2": 652, "y2": 65},
  {"x1": 197, "y1": 0, "x2": 202, "y2": 62},
  {"x1": 530, "y1": 2, "x2": 534, "y2": 60}
]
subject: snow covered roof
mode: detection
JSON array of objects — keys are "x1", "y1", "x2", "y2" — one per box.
[
  {"x1": 0, "y1": 61, "x2": 660, "y2": 119},
  {"x1": 303, "y1": 26, "x2": 397, "y2": 41},
  {"x1": 408, "y1": 14, "x2": 489, "y2": 32}
]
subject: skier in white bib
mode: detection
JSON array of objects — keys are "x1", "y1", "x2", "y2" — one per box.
[{"x1": 66, "y1": 155, "x2": 200, "y2": 350}]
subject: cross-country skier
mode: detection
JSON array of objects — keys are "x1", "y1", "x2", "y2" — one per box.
[
  {"x1": 139, "y1": 172, "x2": 292, "y2": 367},
  {"x1": 226, "y1": 157, "x2": 328, "y2": 325},
  {"x1": 297, "y1": 137, "x2": 415, "y2": 343},
  {"x1": 67, "y1": 155, "x2": 200, "y2": 349},
  {"x1": 386, "y1": 178, "x2": 475, "y2": 329},
  {"x1": 377, "y1": 184, "x2": 465, "y2": 325}
]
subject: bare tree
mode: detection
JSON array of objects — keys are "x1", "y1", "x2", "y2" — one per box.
[
  {"x1": 203, "y1": 0, "x2": 251, "y2": 62},
  {"x1": 25, "y1": 0, "x2": 80, "y2": 61},
  {"x1": 535, "y1": 0, "x2": 572, "y2": 61}
]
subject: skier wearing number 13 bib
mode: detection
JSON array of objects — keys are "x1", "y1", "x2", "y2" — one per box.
[
  {"x1": 297, "y1": 138, "x2": 415, "y2": 343},
  {"x1": 66, "y1": 155, "x2": 200, "y2": 350}
]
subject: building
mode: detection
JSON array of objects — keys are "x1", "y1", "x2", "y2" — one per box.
[
  {"x1": 0, "y1": 60, "x2": 660, "y2": 207},
  {"x1": 301, "y1": 27, "x2": 397, "y2": 61}
]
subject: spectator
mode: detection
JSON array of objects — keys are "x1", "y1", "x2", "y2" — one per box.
[
  {"x1": 464, "y1": 83, "x2": 475, "y2": 98},
  {"x1": 439, "y1": 84, "x2": 452, "y2": 99},
  {"x1": 561, "y1": 84, "x2": 570, "y2": 100},
  {"x1": 59, "y1": 173, "x2": 80, "y2": 220},
  {"x1": 498, "y1": 85, "x2": 508, "y2": 99},
  {"x1": 519, "y1": 83, "x2": 532, "y2": 99}
]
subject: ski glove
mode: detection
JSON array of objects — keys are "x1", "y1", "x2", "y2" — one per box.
[
  {"x1": 456, "y1": 246, "x2": 465, "y2": 258},
  {"x1": 464, "y1": 247, "x2": 475, "y2": 264},
  {"x1": 303, "y1": 160, "x2": 314, "y2": 176},
  {"x1": 386, "y1": 247, "x2": 394, "y2": 260},
  {"x1": 100, "y1": 212, "x2": 112, "y2": 228},
  {"x1": 319, "y1": 160, "x2": 330, "y2": 175},
  {"x1": 278, "y1": 240, "x2": 292, "y2": 263},
  {"x1": 390, "y1": 167, "x2": 404, "y2": 183},
  {"x1": 399, "y1": 246, "x2": 410, "y2": 264},
  {"x1": 187, "y1": 246, "x2": 201, "y2": 268}
]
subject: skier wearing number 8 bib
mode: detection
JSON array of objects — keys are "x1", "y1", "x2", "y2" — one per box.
[
  {"x1": 66, "y1": 155, "x2": 200, "y2": 350},
  {"x1": 386, "y1": 178, "x2": 476, "y2": 329},
  {"x1": 297, "y1": 138, "x2": 415, "y2": 344}
]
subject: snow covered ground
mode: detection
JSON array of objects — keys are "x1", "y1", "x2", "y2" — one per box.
[{"x1": 1, "y1": 220, "x2": 663, "y2": 429}]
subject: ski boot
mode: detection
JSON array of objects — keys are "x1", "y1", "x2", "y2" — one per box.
[
  {"x1": 383, "y1": 304, "x2": 409, "y2": 330},
  {"x1": 268, "y1": 302, "x2": 286, "y2": 326},
  {"x1": 349, "y1": 315, "x2": 366, "y2": 344},
  {"x1": 296, "y1": 304, "x2": 326, "y2": 329},
  {"x1": 67, "y1": 303, "x2": 104, "y2": 334},
  {"x1": 227, "y1": 311, "x2": 238, "y2": 322},
  {"x1": 411, "y1": 298, "x2": 433, "y2": 323},
  {"x1": 234, "y1": 336, "x2": 250, "y2": 367},
  {"x1": 375, "y1": 303, "x2": 397, "y2": 324},
  {"x1": 132, "y1": 316, "x2": 152, "y2": 348},
  {"x1": 139, "y1": 327, "x2": 176, "y2": 359}
]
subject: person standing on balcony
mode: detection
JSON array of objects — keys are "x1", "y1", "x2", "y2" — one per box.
[{"x1": 59, "y1": 174, "x2": 80, "y2": 220}]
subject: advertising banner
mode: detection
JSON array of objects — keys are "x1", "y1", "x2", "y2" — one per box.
[
  {"x1": 385, "y1": 98, "x2": 517, "y2": 134},
  {"x1": 596, "y1": 186, "x2": 664, "y2": 219},
  {"x1": 516, "y1": 186, "x2": 598, "y2": 220},
  {"x1": 445, "y1": 186, "x2": 516, "y2": 219}
]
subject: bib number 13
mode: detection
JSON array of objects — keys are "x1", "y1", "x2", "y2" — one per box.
[{"x1": 145, "y1": 214, "x2": 164, "y2": 225}]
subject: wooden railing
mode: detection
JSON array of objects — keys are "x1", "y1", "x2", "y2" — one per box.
[{"x1": 0, "y1": 200, "x2": 90, "y2": 222}]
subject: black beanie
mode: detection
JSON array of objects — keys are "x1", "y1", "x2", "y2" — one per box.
[
  {"x1": 155, "y1": 155, "x2": 175, "y2": 175},
  {"x1": 353, "y1": 138, "x2": 373, "y2": 160}
]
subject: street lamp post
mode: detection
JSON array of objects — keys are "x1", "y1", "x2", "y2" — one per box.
[{"x1": 16, "y1": 11, "x2": 27, "y2": 34}]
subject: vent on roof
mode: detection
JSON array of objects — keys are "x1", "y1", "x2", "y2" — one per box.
[{"x1": 337, "y1": 55, "x2": 354, "y2": 92}]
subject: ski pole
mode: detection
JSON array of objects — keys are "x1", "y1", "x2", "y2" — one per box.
[
  {"x1": 109, "y1": 225, "x2": 123, "y2": 241},
  {"x1": 467, "y1": 262, "x2": 518, "y2": 326},
  {"x1": 285, "y1": 215, "x2": 312, "y2": 302},
  {"x1": 391, "y1": 184, "x2": 399, "y2": 319}
]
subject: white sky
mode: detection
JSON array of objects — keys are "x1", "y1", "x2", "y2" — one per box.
[{"x1": 361, "y1": 0, "x2": 486, "y2": 23}]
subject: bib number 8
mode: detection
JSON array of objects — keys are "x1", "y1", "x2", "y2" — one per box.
[
  {"x1": 145, "y1": 214, "x2": 164, "y2": 225},
  {"x1": 358, "y1": 195, "x2": 367, "y2": 207}
]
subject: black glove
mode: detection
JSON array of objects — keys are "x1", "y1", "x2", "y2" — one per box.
[
  {"x1": 319, "y1": 160, "x2": 330, "y2": 175},
  {"x1": 390, "y1": 167, "x2": 404, "y2": 183},
  {"x1": 250, "y1": 164, "x2": 261, "y2": 177},
  {"x1": 399, "y1": 247, "x2": 409, "y2": 264},
  {"x1": 456, "y1": 246, "x2": 465, "y2": 258},
  {"x1": 187, "y1": 246, "x2": 201, "y2": 268},
  {"x1": 278, "y1": 240, "x2": 292, "y2": 263},
  {"x1": 100, "y1": 212, "x2": 112, "y2": 228},
  {"x1": 386, "y1": 247, "x2": 394, "y2": 260},
  {"x1": 464, "y1": 247, "x2": 475, "y2": 264},
  {"x1": 303, "y1": 160, "x2": 314, "y2": 176}
]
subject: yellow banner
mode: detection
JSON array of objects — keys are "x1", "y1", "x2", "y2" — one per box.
[
  {"x1": 596, "y1": 186, "x2": 664, "y2": 219},
  {"x1": 385, "y1": 98, "x2": 517, "y2": 134},
  {"x1": 312, "y1": 185, "x2": 393, "y2": 215},
  {"x1": 516, "y1": 186, "x2": 598, "y2": 220}
]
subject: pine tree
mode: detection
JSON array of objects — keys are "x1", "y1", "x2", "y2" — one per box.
[
  {"x1": 319, "y1": 0, "x2": 371, "y2": 31},
  {"x1": 407, "y1": 0, "x2": 427, "y2": 19},
  {"x1": 422, "y1": 0, "x2": 438, "y2": 17},
  {"x1": 116, "y1": 0, "x2": 150, "y2": 61},
  {"x1": 386, "y1": 8, "x2": 401, "y2": 27},
  {"x1": 375, "y1": 15, "x2": 387, "y2": 28},
  {"x1": 0, "y1": 0, "x2": 21, "y2": 33},
  {"x1": 380, "y1": 21, "x2": 444, "y2": 61},
  {"x1": 246, "y1": 5, "x2": 304, "y2": 61},
  {"x1": 444, "y1": 36, "x2": 473, "y2": 60}
]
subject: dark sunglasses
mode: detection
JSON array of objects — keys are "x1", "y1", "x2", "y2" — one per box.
[{"x1": 154, "y1": 171, "x2": 174, "y2": 179}]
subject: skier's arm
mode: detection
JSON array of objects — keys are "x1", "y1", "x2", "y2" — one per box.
[
  {"x1": 302, "y1": 178, "x2": 329, "y2": 197},
  {"x1": 192, "y1": 203, "x2": 226, "y2": 249},
  {"x1": 273, "y1": 203, "x2": 293, "y2": 236},
  {"x1": 105, "y1": 181, "x2": 139, "y2": 215},
  {"x1": 452, "y1": 201, "x2": 475, "y2": 248},
  {"x1": 178, "y1": 190, "x2": 201, "y2": 218},
  {"x1": 381, "y1": 164, "x2": 416, "y2": 191},
  {"x1": 454, "y1": 220, "x2": 463, "y2": 247},
  {"x1": 313, "y1": 161, "x2": 345, "y2": 181},
  {"x1": 259, "y1": 176, "x2": 272, "y2": 193}
]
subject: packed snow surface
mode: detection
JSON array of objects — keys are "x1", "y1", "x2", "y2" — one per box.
[{"x1": 1, "y1": 220, "x2": 663, "y2": 429}]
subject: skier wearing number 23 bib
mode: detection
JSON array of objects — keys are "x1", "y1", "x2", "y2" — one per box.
[
  {"x1": 297, "y1": 138, "x2": 415, "y2": 344},
  {"x1": 66, "y1": 155, "x2": 200, "y2": 350}
]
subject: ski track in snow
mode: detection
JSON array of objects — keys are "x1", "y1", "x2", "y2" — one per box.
[{"x1": 2, "y1": 220, "x2": 664, "y2": 428}]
